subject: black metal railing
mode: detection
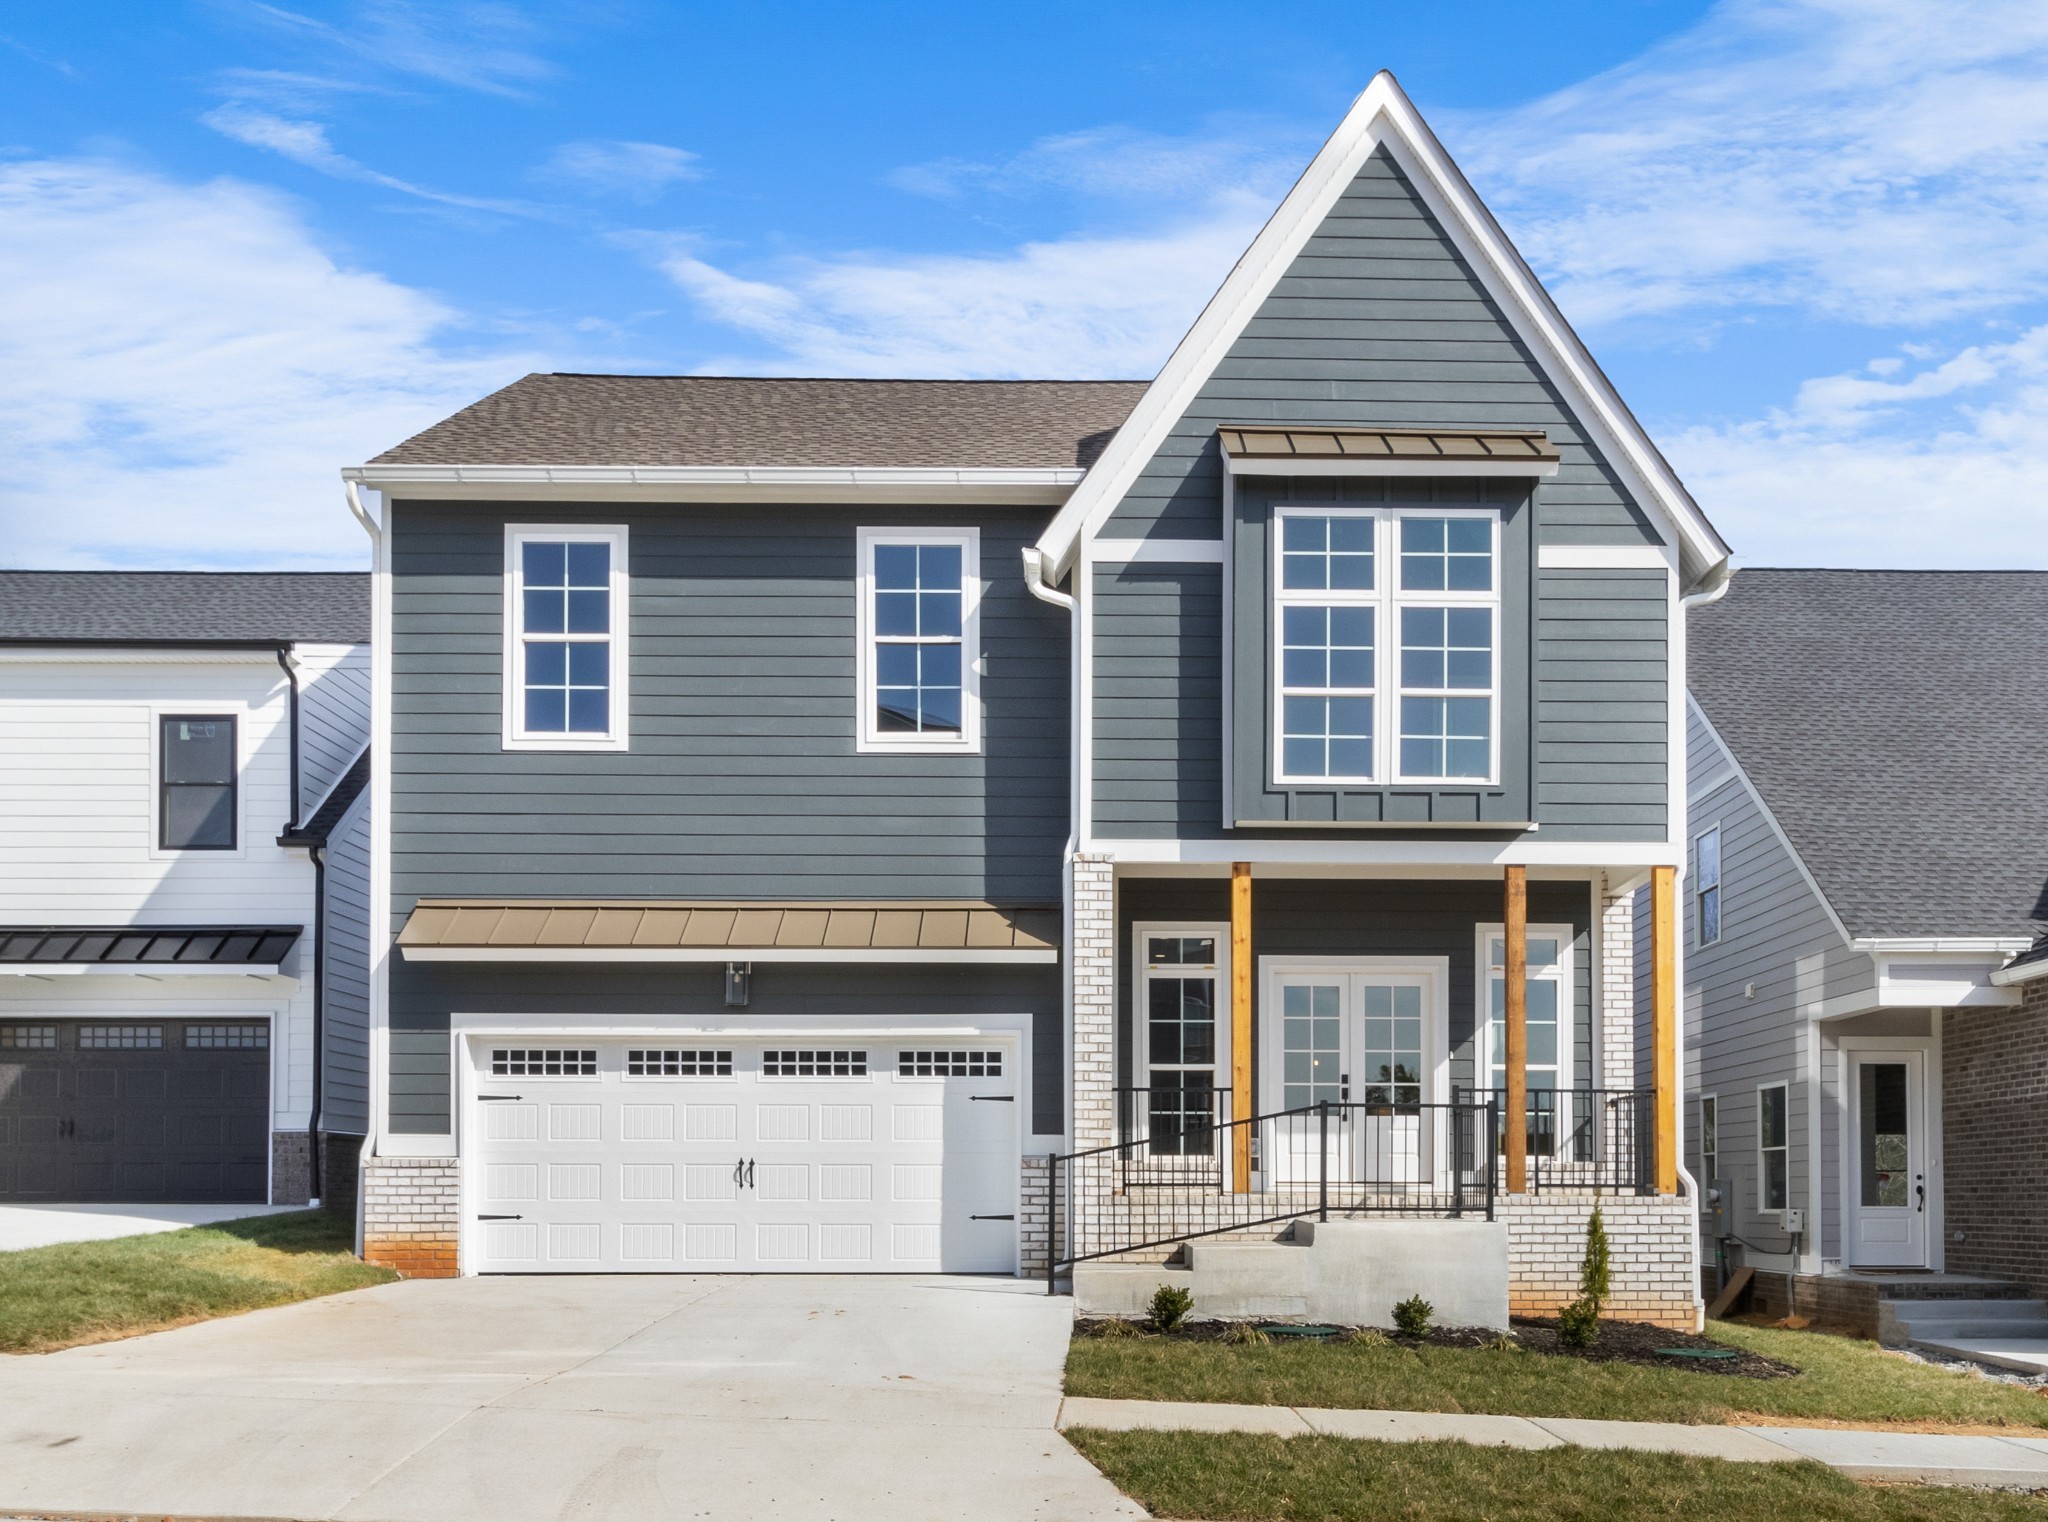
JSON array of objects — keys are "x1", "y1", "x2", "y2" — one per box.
[
  {"x1": 1467, "y1": 1087, "x2": 1653, "y2": 1194},
  {"x1": 1049, "y1": 1097, "x2": 1497, "y2": 1287}
]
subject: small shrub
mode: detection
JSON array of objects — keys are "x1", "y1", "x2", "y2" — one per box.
[
  {"x1": 1558, "y1": 1295, "x2": 1601, "y2": 1349},
  {"x1": 1093, "y1": 1317, "x2": 1142, "y2": 1340},
  {"x1": 1579, "y1": 1206, "x2": 1612, "y2": 1308},
  {"x1": 1148, "y1": 1283, "x2": 1195, "y2": 1333},
  {"x1": 1485, "y1": 1332, "x2": 1520, "y2": 1353},
  {"x1": 1345, "y1": 1327, "x2": 1390, "y2": 1349},
  {"x1": 1392, "y1": 1295, "x2": 1434, "y2": 1338},
  {"x1": 1221, "y1": 1321, "x2": 1271, "y2": 1347}
]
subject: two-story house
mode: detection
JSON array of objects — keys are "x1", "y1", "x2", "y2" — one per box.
[
  {"x1": 0, "y1": 572, "x2": 371, "y2": 1213},
  {"x1": 347, "y1": 75, "x2": 1723, "y2": 1326},
  {"x1": 1685, "y1": 570, "x2": 2048, "y2": 1357}
]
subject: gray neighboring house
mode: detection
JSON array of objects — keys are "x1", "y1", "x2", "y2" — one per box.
[
  {"x1": 0, "y1": 572, "x2": 373, "y2": 1212},
  {"x1": 343, "y1": 75, "x2": 1727, "y2": 1327},
  {"x1": 1684, "y1": 569, "x2": 2048, "y2": 1336}
]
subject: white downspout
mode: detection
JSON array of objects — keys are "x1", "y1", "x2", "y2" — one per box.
[{"x1": 346, "y1": 480, "x2": 387, "y2": 1260}]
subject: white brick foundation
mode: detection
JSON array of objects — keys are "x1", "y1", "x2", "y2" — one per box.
[
  {"x1": 361, "y1": 1154, "x2": 460, "y2": 1277},
  {"x1": 1500, "y1": 1193, "x2": 1699, "y2": 1329},
  {"x1": 1597, "y1": 878, "x2": 1635, "y2": 1092},
  {"x1": 1071, "y1": 854, "x2": 1116, "y2": 1154}
]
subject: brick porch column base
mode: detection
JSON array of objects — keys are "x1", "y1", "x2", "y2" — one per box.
[
  {"x1": 361, "y1": 1155, "x2": 460, "y2": 1278},
  {"x1": 1500, "y1": 1193, "x2": 1699, "y2": 1330},
  {"x1": 1019, "y1": 1155, "x2": 1054, "y2": 1278}
]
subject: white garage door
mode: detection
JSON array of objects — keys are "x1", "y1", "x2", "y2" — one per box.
[{"x1": 467, "y1": 1039, "x2": 1019, "y2": 1273}]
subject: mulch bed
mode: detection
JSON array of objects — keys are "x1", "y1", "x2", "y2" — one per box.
[{"x1": 1073, "y1": 1315, "x2": 1798, "y2": 1380}]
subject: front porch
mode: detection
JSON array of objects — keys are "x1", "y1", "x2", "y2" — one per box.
[{"x1": 1050, "y1": 860, "x2": 1698, "y2": 1328}]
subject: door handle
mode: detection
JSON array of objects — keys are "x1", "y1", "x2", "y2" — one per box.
[
  {"x1": 476, "y1": 1214, "x2": 523, "y2": 1221},
  {"x1": 733, "y1": 1159, "x2": 744, "y2": 1188},
  {"x1": 745, "y1": 1159, "x2": 755, "y2": 1189},
  {"x1": 478, "y1": 1094, "x2": 523, "y2": 1102},
  {"x1": 969, "y1": 1094, "x2": 1014, "y2": 1102},
  {"x1": 1916, "y1": 1178, "x2": 1925, "y2": 1213},
  {"x1": 969, "y1": 1214, "x2": 1015, "y2": 1221}
]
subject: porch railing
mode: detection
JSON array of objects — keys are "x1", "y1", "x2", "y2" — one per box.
[
  {"x1": 1049, "y1": 1096, "x2": 1497, "y2": 1287},
  {"x1": 1468, "y1": 1087, "x2": 1654, "y2": 1195}
]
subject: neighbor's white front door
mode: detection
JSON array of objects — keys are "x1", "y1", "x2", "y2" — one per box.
[{"x1": 1846, "y1": 1050, "x2": 1928, "y2": 1268}]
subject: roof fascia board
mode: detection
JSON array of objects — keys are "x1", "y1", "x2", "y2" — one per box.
[
  {"x1": 1991, "y1": 957, "x2": 2048, "y2": 987},
  {"x1": 1854, "y1": 937, "x2": 2035, "y2": 956},
  {"x1": 1224, "y1": 455, "x2": 1560, "y2": 478},
  {"x1": 344, "y1": 464, "x2": 1082, "y2": 505},
  {"x1": 1034, "y1": 71, "x2": 1728, "y2": 584},
  {"x1": 400, "y1": 946, "x2": 1058, "y2": 964},
  {"x1": 0, "y1": 642, "x2": 289, "y2": 659}
]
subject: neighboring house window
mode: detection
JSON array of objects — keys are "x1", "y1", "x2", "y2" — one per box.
[
  {"x1": 1135, "y1": 931, "x2": 1226, "y2": 1155},
  {"x1": 1699, "y1": 1094, "x2": 1718, "y2": 1187},
  {"x1": 1696, "y1": 825, "x2": 1723, "y2": 946},
  {"x1": 159, "y1": 715, "x2": 236, "y2": 850},
  {"x1": 1272, "y1": 508, "x2": 1498, "y2": 784},
  {"x1": 857, "y1": 527, "x2": 980, "y2": 753},
  {"x1": 1758, "y1": 1083, "x2": 1789, "y2": 1212},
  {"x1": 504, "y1": 526, "x2": 629, "y2": 751}
]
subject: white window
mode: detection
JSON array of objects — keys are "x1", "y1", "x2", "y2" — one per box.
[
  {"x1": 857, "y1": 527, "x2": 980, "y2": 753},
  {"x1": 1699, "y1": 1094, "x2": 1718, "y2": 1187},
  {"x1": 1696, "y1": 825, "x2": 1723, "y2": 947},
  {"x1": 1758, "y1": 1082, "x2": 1789, "y2": 1212},
  {"x1": 504, "y1": 525, "x2": 629, "y2": 751},
  {"x1": 1131, "y1": 927, "x2": 1229, "y2": 1154},
  {"x1": 1273, "y1": 507, "x2": 1498, "y2": 785},
  {"x1": 1477, "y1": 924, "x2": 1574, "y2": 1098}
]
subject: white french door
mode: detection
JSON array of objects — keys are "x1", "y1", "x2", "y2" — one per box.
[{"x1": 1846, "y1": 1050, "x2": 1928, "y2": 1268}]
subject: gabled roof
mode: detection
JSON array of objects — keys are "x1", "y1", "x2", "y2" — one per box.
[
  {"x1": 1033, "y1": 71, "x2": 1729, "y2": 585},
  {"x1": 369, "y1": 375, "x2": 1147, "y2": 470},
  {"x1": 0, "y1": 572, "x2": 368, "y2": 645},
  {"x1": 1690, "y1": 570, "x2": 2048, "y2": 941}
]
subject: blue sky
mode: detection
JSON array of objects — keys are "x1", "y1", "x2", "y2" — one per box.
[{"x1": 4, "y1": 0, "x2": 2048, "y2": 570}]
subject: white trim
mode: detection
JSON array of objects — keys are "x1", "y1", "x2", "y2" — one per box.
[
  {"x1": 1698, "y1": 1091, "x2": 1718, "y2": 1191},
  {"x1": 1128, "y1": 921, "x2": 1234, "y2": 1140},
  {"x1": 1853, "y1": 936, "x2": 2035, "y2": 955},
  {"x1": 1537, "y1": 544, "x2": 1673, "y2": 570},
  {"x1": 1093, "y1": 836, "x2": 1681, "y2": 867},
  {"x1": 501, "y1": 524, "x2": 631, "y2": 752},
  {"x1": 0, "y1": 965, "x2": 290, "y2": 980},
  {"x1": 346, "y1": 463, "x2": 1083, "y2": 496},
  {"x1": 1870, "y1": 951, "x2": 2019, "y2": 1009},
  {"x1": 1086, "y1": 539, "x2": 1226, "y2": 565},
  {"x1": 1693, "y1": 823, "x2": 1722, "y2": 948},
  {"x1": 855, "y1": 525, "x2": 982, "y2": 755},
  {"x1": 1223, "y1": 455, "x2": 1559, "y2": 479},
  {"x1": 400, "y1": 946, "x2": 1055, "y2": 965},
  {"x1": 1473, "y1": 922, "x2": 1575, "y2": 1093},
  {"x1": 0, "y1": 648, "x2": 288, "y2": 665},
  {"x1": 1756, "y1": 1079, "x2": 1791, "y2": 1217},
  {"x1": 1257, "y1": 955, "x2": 1452, "y2": 1113},
  {"x1": 1836, "y1": 1038, "x2": 1937, "y2": 1271},
  {"x1": 1034, "y1": 73, "x2": 1728, "y2": 586},
  {"x1": 1991, "y1": 955, "x2": 2048, "y2": 987}
]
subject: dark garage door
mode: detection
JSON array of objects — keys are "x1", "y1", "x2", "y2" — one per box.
[{"x1": 0, "y1": 1020, "x2": 271, "y2": 1203}]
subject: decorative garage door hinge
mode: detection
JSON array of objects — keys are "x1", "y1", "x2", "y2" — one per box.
[{"x1": 969, "y1": 1214, "x2": 1016, "y2": 1221}]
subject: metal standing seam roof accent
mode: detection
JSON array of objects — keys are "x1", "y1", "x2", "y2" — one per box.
[
  {"x1": 1218, "y1": 426, "x2": 1560, "y2": 462},
  {"x1": 396, "y1": 900, "x2": 1061, "y2": 953},
  {"x1": 0, "y1": 927, "x2": 303, "y2": 966}
]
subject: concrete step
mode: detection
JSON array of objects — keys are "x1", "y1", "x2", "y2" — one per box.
[
  {"x1": 1907, "y1": 1336, "x2": 2048, "y2": 1376},
  {"x1": 1864, "y1": 1275, "x2": 2034, "y2": 1302},
  {"x1": 1879, "y1": 1299, "x2": 2048, "y2": 1345},
  {"x1": 1073, "y1": 1263, "x2": 1192, "y2": 1317},
  {"x1": 1184, "y1": 1242, "x2": 1312, "y2": 1319}
]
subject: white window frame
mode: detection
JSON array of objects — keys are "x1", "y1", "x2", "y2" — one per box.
[
  {"x1": 1695, "y1": 824, "x2": 1723, "y2": 947},
  {"x1": 1473, "y1": 923, "x2": 1576, "y2": 1095},
  {"x1": 502, "y1": 524, "x2": 631, "y2": 753},
  {"x1": 1699, "y1": 1092, "x2": 1718, "y2": 1187},
  {"x1": 1255, "y1": 955, "x2": 1452, "y2": 1114},
  {"x1": 856, "y1": 526, "x2": 982, "y2": 755},
  {"x1": 1757, "y1": 1081, "x2": 1790, "y2": 1215},
  {"x1": 1127, "y1": 923, "x2": 1233, "y2": 1141},
  {"x1": 1270, "y1": 505, "x2": 1501, "y2": 787}
]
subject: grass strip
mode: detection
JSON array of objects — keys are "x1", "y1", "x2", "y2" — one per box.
[
  {"x1": 0, "y1": 1210, "x2": 395, "y2": 1354},
  {"x1": 1066, "y1": 1429, "x2": 2048, "y2": 1521},
  {"x1": 1066, "y1": 1321, "x2": 2048, "y2": 1429}
]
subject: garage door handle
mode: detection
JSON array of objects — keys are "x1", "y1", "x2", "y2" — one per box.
[
  {"x1": 745, "y1": 1159, "x2": 755, "y2": 1189},
  {"x1": 970, "y1": 1094, "x2": 1014, "y2": 1102},
  {"x1": 476, "y1": 1214, "x2": 523, "y2": 1221},
  {"x1": 970, "y1": 1214, "x2": 1015, "y2": 1221},
  {"x1": 479, "y1": 1094, "x2": 523, "y2": 1102}
]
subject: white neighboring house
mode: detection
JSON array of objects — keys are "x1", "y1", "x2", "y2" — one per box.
[{"x1": 0, "y1": 572, "x2": 370, "y2": 1209}]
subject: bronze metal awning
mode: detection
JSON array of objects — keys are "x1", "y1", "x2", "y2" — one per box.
[
  {"x1": 1219, "y1": 426, "x2": 1560, "y2": 476},
  {"x1": 397, "y1": 899, "x2": 1059, "y2": 963}
]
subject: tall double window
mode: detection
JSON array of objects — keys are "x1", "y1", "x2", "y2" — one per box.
[
  {"x1": 505, "y1": 526, "x2": 629, "y2": 751},
  {"x1": 858, "y1": 527, "x2": 980, "y2": 753},
  {"x1": 159, "y1": 715, "x2": 237, "y2": 850},
  {"x1": 1133, "y1": 929, "x2": 1228, "y2": 1155},
  {"x1": 1274, "y1": 507, "x2": 1499, "y2": 785}
]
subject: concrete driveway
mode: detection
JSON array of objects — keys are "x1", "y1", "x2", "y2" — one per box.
[
  {"x1": 0, "y1": 1274, "x2": 1142, "y2": 1522},
  {"x1": 0, "y1": 1202, "x2": 302, "y2": 1253}
]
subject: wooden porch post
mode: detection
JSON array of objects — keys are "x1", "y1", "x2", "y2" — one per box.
[
  {"x1": 1503, "y1": 865, "x2": 1528, "y2": 1194},
  {"x1": 1652, "y1": 863, "x2": 1679, "y2": 1195},
  {"x1": 1231, "y1": 862, "x2": 1253, "y2": 1193}
]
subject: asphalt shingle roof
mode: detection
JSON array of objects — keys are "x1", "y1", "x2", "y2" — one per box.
[
  {"x1": 371, "y1": 374, "x2": 1150, "y2": 469},
  {"x1": 1690, "y1": 569, "x2": 2048, "y2": 940},
  {"x1": 0, "y1": 572, "x2": 368, "y2": 645}
]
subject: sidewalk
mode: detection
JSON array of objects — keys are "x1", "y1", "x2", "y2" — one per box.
[{"x1": 1057, "y1": 1397, "x2": 2048, "y2": 1488}]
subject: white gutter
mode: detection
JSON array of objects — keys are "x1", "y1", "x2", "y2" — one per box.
[
  {"x1": 1854, "y1": 936, "x2": 2035, "y2": 956},
  {"x1": 1990, "y1": 955, "x2": 2048, "y2": 987},
  {"x1": 1023, "y1": 544, "x2": 1081, "y2": 1160},
  {"x1": 344, "y1": 462, "x2": 1085, "y2": 499},
  {"x1": 345, "y1": 479, "x2": 388, "y2": 1236}
]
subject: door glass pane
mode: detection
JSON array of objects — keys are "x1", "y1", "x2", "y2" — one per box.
[
  {"x1": 1360, "y1": 983, "x2": 1421, "y2": 1110},
  {"x1": 1859, "y1": 1063, "x2": 1910, "y2": 1208},
  {"x1": 1145, "y1": 1072, "x2": 1215, "y2": 1157},
  {"x1": 1281, "y1": 984, "x2": 1343, "y2": 1110}
]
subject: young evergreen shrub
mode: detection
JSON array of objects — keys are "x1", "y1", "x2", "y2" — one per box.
[
  {"x1": 1557, "y1": 1295, "x2": 1601, "y2": 1349},
  {"x1": 1148, "y1": 1283, "x2": 1195, "y2": 1333},
  {"x1": 1392, "y1": 1294, "x2": 1434, "y2": 1338},
  {"x1": 1559, "y1": 1206, "x2": 1613, "y2": 1349}
]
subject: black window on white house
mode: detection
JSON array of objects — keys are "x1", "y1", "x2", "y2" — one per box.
[
  {"x1": 160, "y1": 715, "x2": 236, "y2": 850},
  {"x1": 1274, "y1": 508, "x2": 1497, "y2": 785},
  {"x1": 1758, "y1": 1082, "x2": 1789, "y2": 1212},
  {"x1": 1695, "y1": 825, "x2": 1723, "y2": 946},
  {"x1": 859, "y1": 528, "x2": 979, "y2": 752},
  {"x1": 504, "y1": 526, "x2": 628, "y2": 751}
]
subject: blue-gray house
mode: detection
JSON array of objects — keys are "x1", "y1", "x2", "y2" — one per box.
[{"x1": 344, "y1": 75, "x2": 1726, "y2": 1326}]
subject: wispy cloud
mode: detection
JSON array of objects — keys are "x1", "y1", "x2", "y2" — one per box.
[
  {"x1": 0, "y1": 156, "x2": 528, "y2": 567},
  {"x1": 202, "y1": 102, "x2": 538, "y2": 214},
  {"x1": 238, "y1": 0, "x2": 554, "y2": 98},
  {"x1": 538, "y1": 139, "x2": 700, "y2": 202},
  {"x1": 889, "y1": 122, "x2": 1308, "y2": 205}
]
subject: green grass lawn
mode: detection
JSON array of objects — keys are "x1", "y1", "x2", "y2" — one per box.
[
  {"x1": 1066, "y1": 1321, "x2": 2048, "y2": 1430},
  {"x1": 0, "y1": 1210, "x2": 396, "y2": 1354},
  {"x1": 1066, "y1": 1430, "x2": 2048, "y2": 1522}
]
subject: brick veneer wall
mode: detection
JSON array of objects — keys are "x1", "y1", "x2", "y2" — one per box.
[
  {"x1": 1500, "y1": 1193, "x2": 1699, "y2": 1329},
  {"x1": 1942, "y1": 980, "x2": 2048, "y2": 1299},
  {"x1": 361, "y1": 1155, "x2": 460, "y2": 1277},
  {"x1": 1020, "y1": 1155, "x2": 1060, "y2": 1277},
  {"x1": 1071, "y1": 854, "x2": 1116, "y2": 1153},
  {"x1": 270, "y1": 1131, "x2": 312, "y2": 1205},
  {"x1": 1597, "y1": 880, "x2": 1635, "y2": 1091}
]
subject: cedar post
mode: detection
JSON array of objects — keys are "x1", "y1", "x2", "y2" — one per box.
[
  {"x1": 1503, "y1": 865, "x2": 1528, "y2": 1194},
  {"x1": 1231, "y1": 862, "x2": 1253, "y2": 1193},
  {"x1": 1652, "y1": 863, "x2": 1679, "y2": 1194}
]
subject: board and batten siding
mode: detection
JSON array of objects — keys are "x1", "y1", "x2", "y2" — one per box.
[
  {"x1": 388, "y1": 502, "x2": 1070, "y2": 907},
  {"x1": 318, "y1": 787, "x2": 371, "y2": 1137},
  {"x1": 1659, "y1": 700, "x2": 1876, "y2": 1255}
]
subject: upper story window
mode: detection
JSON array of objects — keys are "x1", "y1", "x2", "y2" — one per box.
[
  {"x1": 1273, "y1": 507, "x2": 1498, "y2": 786},
  {"x1": 857, "y1": 527, "x2": 980, "y2": 753},
  {"x1": 504, "y1": 526, "x2": 629, "y2": 752},
  {"x1": 1695, "y1": 825, "x2": 1723, "y2": 946},
  {"x1": 160, "y1": 715, "x2": 236, "y2": 850}
]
